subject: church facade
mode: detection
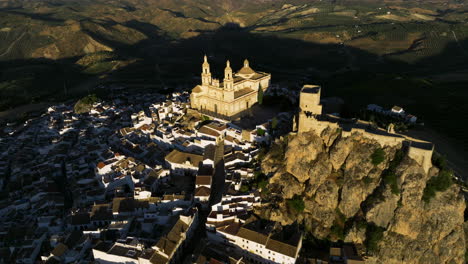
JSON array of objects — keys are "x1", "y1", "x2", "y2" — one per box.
[{"x1": 190, "y1": 56, "x2": 271, "y2": 120}]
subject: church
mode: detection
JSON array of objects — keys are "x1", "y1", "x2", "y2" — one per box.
[{"x1": 190, "y1": 56, "x2": 271, "y2": 120}]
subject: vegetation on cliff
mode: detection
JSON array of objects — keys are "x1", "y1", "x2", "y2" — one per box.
[
  {"x1": 370, "y1": 148, "x2": 385, "y2": 165},
  {"x1": 258, "y1": 131, "x2": 465, "y2": 263},
  {"x1": 74, "y1": 94, "x2": 99, "y2": 114},
  {"x1": 364, "y1": 223, "x2": 386, "y2": 254},
  {"x1": 422, "y1": 155, "x2": 453, "y2": 202},
  {"x1": 286, "y1": 195, "x2": 305, "y2": 213},
  {"x1": 422, "y1": 170, "x2": 453, "y2": 202}
]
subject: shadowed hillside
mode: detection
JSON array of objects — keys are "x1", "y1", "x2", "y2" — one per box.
[{"x1": 0, "y1": 0, "x2": 467, "y2": 163}]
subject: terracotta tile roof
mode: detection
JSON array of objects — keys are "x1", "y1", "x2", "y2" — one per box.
[
  {"x1": 199, "y1": 126, "x2": 220, "y2": 137},
  {"x1": 236, "y1": 227, "x2": 268, "y2": 245},
  {"x1": 165, "y1": 149, "x2": 203, "y2": 167},
  {"x1": 195, "y1": 186, "x2": 211, "y2": 197},
  {"x1": 152, "y1": 216, "x2": 191, "y2": 262},
  {"x1": 196, "y1": 176, "x2": 212, "y2": 186},
  {"x1": 266, "y1": 238, "x2": 298, "y2": 258},
  {"x1": 203, "y1": 145, "x2": 216, "y2": 161},
  {"x1": 51, "y1": 243, "x2": 68, "y2": 257},
  {"x1": 107, "y1": 245, "x2": 141, "y2": 259},
  {"x1": 155, "y1": 237, "x2": 177, "y2": 257},
  {"x1": 97, "y1": 162, "x2": 106, "y2": 169},
  {"x1": 206, "y1": 122, "x2": 227, "y2": 132},
  {"x1": 217, "y1": 222, "x2": 241, "y2": 236}
]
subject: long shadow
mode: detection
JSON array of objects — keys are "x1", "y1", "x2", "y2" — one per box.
[
  {"x1": 1, "y1": 21, "x2": 468, "y2": 155},
  {"x1": 159, "y1": 8, "x2": 221, "y2": 25},
  {"x1": 0, "y1": 10, "x2": 64, "y2": 23}
]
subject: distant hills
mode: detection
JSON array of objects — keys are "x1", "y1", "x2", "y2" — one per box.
[
  {"x1": 0, "y1": 0, "x2": 466, "y2": 61},
  {"x1": 0, "y1": 0, "x2": 467, "y2": 160}
]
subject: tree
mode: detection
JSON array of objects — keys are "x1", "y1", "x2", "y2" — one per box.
[
  {"x1": 257, "y1": 87, "x2": 264, "y2": 104},
  {"x1": 370, "y1": 148, "x2": 385, "y2": 165},
  {"x1": 286, "y1": 195, "x2": 305, "y2": 213},
  {"x1": 271, "y1": 117, "x2": 278, "y2": 130},
  {"x1": 74, "y1": 94, "x2": 99, "y2": 114},
  {"x1": 422, "y1": 169, "x2": 453, "y2": 202},
  {"x1": 365, "y1": 223, "x2": 385, "y2": 254},
  {"x1": 239, "y1": 185, "x2": 249, "y2": 193},
  {"x1": 257, "y1": 128, "x2": 266, "y2": 136}
]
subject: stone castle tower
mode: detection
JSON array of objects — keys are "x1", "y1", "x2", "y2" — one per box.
[
  {"x1": 298, "y1": 85, "x2": 323, "y2": 132},
  {"x1": 297, "y1": 84, "x2": 434, "y2": 174}
]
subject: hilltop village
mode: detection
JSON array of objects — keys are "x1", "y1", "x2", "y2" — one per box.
[{"x1": 0, "y1": 56, "x2": 437, "y2": 264}]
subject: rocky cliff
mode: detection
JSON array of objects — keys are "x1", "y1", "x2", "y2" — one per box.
[{"x1": 258, "y1": 129, "x2": 466, "y2": 263}]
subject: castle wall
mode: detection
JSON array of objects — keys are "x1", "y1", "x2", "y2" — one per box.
[
  {"x1": 298, "y1": 113, "x2": 338, "y2": 136},
  {"x1": 297, "y1": 84, "x2": 434, "y2": 175},
  {"x1": 342, "y1": 128, "x2": 405, "y2": 148},
  {"x1": 408, "y1": 145, "x2": 433, "y2": 174}
]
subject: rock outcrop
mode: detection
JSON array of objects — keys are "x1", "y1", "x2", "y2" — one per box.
[{"x1": 258, "y1": 130, "x2": 466, "y2": 264}]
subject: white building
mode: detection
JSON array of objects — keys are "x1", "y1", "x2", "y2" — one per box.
[
  {"x1": 210, "y1": 224, "x2": 302, "y2": 264},
  {"x1": 165, "y1": 149, "x2": 204, "y2": 176}
]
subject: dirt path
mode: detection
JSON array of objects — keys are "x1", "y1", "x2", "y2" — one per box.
[
  {"x1": 452, "y1": 30, "x2": 467, "y2": 55},
  {"x1": 403, "y1": 127, "x2": 468, "y2": 181},
  {"x1": 0, "y1": 31, "x2": 26, "y2": 57}
]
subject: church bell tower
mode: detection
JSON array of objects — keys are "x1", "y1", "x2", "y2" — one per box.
[
  {"x1": 223, "y1": 60, "x2": 233, "y2": 90},
  {"x1": 201, "y1": 55, "x2": 212, "y2": 86}
]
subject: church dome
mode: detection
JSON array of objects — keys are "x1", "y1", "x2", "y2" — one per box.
[
  {"x1": 192, "y1": 85, "x2": 203, "y2": 93},
  {"x1": 237, "y1": 59, "x2": 256, "y2": 78}
]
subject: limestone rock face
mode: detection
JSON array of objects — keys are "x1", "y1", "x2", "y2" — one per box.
[
  {"x1": 365, "y1": 186, "x2": 399, "y2": 228},
  {"x1": 345, "y1": 223, "x2": 366, "y2": 244},
  {"x1": 270, "y1": 172, "x2": 304, "y2": 200},
  {"x1": 285, "y1": 131, "x2": 326, "y2": 183},
  {"x1": 258, "y1": 131, "x2": 466, "y2": 264}
]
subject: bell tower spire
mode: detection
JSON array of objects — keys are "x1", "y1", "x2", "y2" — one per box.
[
  {"x1": 224, "y1": 60, "x2": 233, "y2": 90},
  {"x1": 201, "y1": 55, "x2": 211, "y2": 86}
]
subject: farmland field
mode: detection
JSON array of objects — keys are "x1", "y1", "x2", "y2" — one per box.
[{"x1": 0, "y1": 0, "x2": 467, "y2": 154}]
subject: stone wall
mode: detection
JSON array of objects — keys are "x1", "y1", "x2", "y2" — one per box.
[
  {"x1": 342, "y1": 128, "x2": 405, "y2": 148},
  {"x1": 297, "y1": 83, "x2": 434, "y2": 174},
  {"x1": 408, "y1": 144, "x2": 434, "y2": 174}
]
